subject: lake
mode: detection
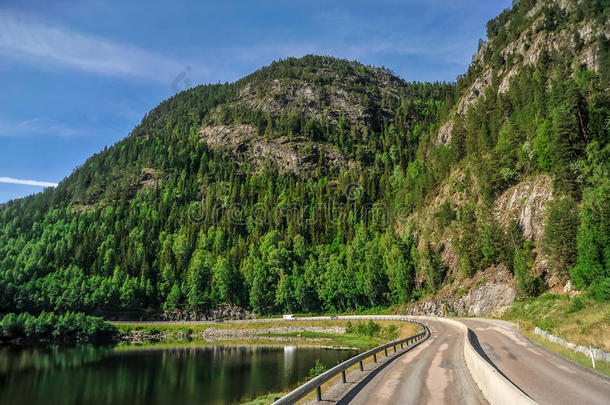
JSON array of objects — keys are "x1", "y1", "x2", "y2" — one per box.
[{"x1": 0, "y1": 344, "x2": 357, "y2": 405}]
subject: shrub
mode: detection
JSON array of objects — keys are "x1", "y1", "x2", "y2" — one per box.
[
  {"x1": 308, "y1": 359, "x2": 327, "y2": 379},
  {"x1": 348, "y1": 320, "x2": 382, "y2": 337},
  {"x1": 566, "y1": 296, "x2": 585, "y2": 314},
  {"x1": 542, "y1": 198, "x2": 579, "y2": 277},
  {"x1": 435, "y1": 201, "x2": 456, "y2": 228},
  {"x1": 364, "y1": 320, "x2": 381, "y2": 336},
  {"x1": 384, "y1": 325, "x2": 398, "y2": 340},
  {"x1": 513, "y1": 242, "x2": 544, "y2": 296},
  {"x1": 589, "y1": 278, "x2": 610, "y2": 302},
  {"x1": 0, "y1": 312, "x2": 117, "y2": 344}
]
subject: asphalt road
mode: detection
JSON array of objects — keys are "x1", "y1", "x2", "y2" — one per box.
[
  {"x1": 118, "y1": 315, "x2": 610, "y2": 404},
  {"x1": 458, "y1": 318, "x2": 610, "y2": 405},
  {"x1": 345, "y1": 319, "x2": 488, "y2": 405}
]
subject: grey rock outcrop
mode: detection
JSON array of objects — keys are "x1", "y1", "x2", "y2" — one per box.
[
  {"x1": 493, "y1": 175, "x2": 554, "y2": 241},
  {"x1": 199, "y1": 124, "x2": 351, "y2": 176},
  {"x1": 159, "y1": 305, "x2": 254, "y2": 322}
]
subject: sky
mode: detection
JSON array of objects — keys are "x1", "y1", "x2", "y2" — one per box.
[{"x1": 0, "y1": 0, "x2": 511, "y2": 203}]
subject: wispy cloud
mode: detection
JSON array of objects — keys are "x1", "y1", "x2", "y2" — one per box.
[
  {"x1": 0, "y1": 10, "x2": 195, "y2": 83},
  {"x1": 0, "y1": 177, "x2": 57, "y2": 187},
  {"x1": 0, "y1": 115, "x2": 101, "y2": 138}
]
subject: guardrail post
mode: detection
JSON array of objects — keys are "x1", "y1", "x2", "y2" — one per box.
[{"x1": 270, "y1": 320, "x2": 427, "y2": 405}]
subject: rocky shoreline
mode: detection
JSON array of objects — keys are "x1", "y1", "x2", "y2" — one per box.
[
  {"x1": 119, "y1": 325, "x2": 345, "y2": 344},
  {"x1": 157, "y1": 305, "x2": 255, "y2": 322}
]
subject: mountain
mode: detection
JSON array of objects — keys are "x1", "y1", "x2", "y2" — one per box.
[{"x1": 0, "y1": 0, "x2": 608, "y2": 318}]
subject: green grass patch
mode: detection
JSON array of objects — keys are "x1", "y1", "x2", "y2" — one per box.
[
  {"x1": 115, "y1": 319, "x2": 419, "y2": 351},
  {"x1": 263, "y1": 331, "x2": 381, "y2": 350},
  {"x1": 522, "y1": 329, "x2": 610, "y2": 377},
  {"x1": 475, "y1": 278, "x2": 488, "y2": 286},
  {"x1": 240, "y1": 392, "x2": 283, "y2": 405},
  {"x1": 502, "y1": 293, "x2": 610, "y2": 351}
]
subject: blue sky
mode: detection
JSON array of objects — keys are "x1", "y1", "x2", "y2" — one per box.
[{"x1": 0, "y1": 0, "x2": 511, "y2": 203}]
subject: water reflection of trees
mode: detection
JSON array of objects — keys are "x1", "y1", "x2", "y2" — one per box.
[
  {"x1": 0, "y1": 345, "x2": 356, "y2": 405},
  {"x1": 0, "y1": 345, "x2": 113, "y2": 374}
]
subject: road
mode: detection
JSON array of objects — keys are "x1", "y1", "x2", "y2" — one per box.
[
  {"x1": 344, "y1": 319, "x2": 487, "y2": 405},
  {"x1": 118, "y1": 315, "x2": 610, "y2": 404},
  {"x1": 459, "y1": 318, "x2": 610, "y2": 405}
]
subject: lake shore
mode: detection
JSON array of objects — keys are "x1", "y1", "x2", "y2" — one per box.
[{"x1": 115, "y1": 319, "x2": 420, "y2": 351}]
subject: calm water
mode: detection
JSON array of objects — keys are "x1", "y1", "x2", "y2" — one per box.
[{"x1": 0, "y1": 344, "x2": 356, "y2": 405}]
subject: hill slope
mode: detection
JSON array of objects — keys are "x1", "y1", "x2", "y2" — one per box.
[{"x1": 0, "y1": 0, "x2": 608, "y2": 318}]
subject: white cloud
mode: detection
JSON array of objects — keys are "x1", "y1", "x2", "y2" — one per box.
[
  {"x1": 0, "y1": 177, "x2": 57, "y2": 187},
  {"x1": 0, "y1": 10, "x2": 194, "y2": 83},
  {"x1": 0, "y1": 115, "x2": 97, "y2": 138}
]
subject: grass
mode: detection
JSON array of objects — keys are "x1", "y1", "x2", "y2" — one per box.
[
  {"x1": 502, "y1": 293, "x2": 610, "y2": 351},
  {"x1": 502, "y1": 292, "x2": 610, "y2": 375},
  {"x1": 116, "y1": 319, "x2": 391, "y2": 331},
  {"x1": 521, "y1": 329, "x2": 610, "y2": 377},
  {"x1": 263, "y1": 330, "x2": 381, "y2": 349},
  {"x1": 115, "y1": 319, "x2": 421, "y2": 351},
  {"x1": 240, "y1": 392, "x2": 283, "y2": 405},
  {"x1": 475, "y1": 277, "x2": 488, "y2": 286}
]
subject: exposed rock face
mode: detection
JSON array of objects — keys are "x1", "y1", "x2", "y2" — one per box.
[
  {"x1": 139, "y1": 168, "x2": 159, "y2": 189},
  {"x1": 472, "y1": 40, "x2": 491, "y2": 67},
  {"x1": 435, "y1": 120, "x2": 454, "y2": 145},
  {"x1": 456, "y1": 68, "x2": 493, "y2": 115},
  {"x1": 460, "y1": 279, "x2": 516, "y2": 316},
  {"x1": 408, "y1": 169, "x2": 469, "y2": 276},
  {"x1": 493, "y1": 175, "x2": 554, "y2": 241},
  {"x1": 435, "y1": 1, "x2": 609, "y2": 145},
  {"x1": 224, "y1": 68, "x2": 405, "y2": 131},
  {"x1": 236, "y1": 79, "x2": 376, "y2": 128},
  {"x1": 407, "y1": 267, "x2": 516, "y2": 317},
  {"x1": 199, "y1": 124, "x2": 350, "y2": 175},
  {"x1": 499, "y1": 67, "x2": 519, "y2": 94},
  {"x1": 439, "y1": 238, "x2": 461, "y2": 278}
]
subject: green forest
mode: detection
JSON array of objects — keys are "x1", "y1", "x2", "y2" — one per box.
[{"x1": 0, "y1": 0, "x2": 608, "y2": 322}]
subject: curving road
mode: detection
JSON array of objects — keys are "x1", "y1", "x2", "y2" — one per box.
[
  {"x1": 118, "y1": 315, "x2": 610, "y2": 404},
  {"x1": 344, "y1": 319, "x2": 487, "y2": 405},
  {"x1": 458, "y1": 318, "x2": 610, "y2": 405},
  {"x1": 327, "y1": 316, "x2": 610, "y2": 405}
]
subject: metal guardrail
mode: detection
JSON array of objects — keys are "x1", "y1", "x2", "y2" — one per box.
[{"x1": 271, "y1": 317, "x2": 429, "y2": 405}]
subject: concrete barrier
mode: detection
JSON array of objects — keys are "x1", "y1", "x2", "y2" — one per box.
[
  {"x1": 272, "y1": 315, "x2": 537, "y2": 405},
  {"x1": 534, "y1": 327, "x2": 610, "y2": 363},
  {"x1": 413, "y1": 316, "x2": 536, "y2": 405}
]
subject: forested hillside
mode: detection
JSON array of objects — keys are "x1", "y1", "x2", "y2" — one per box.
[{"x1": 0, "y1": 0, "x2": 608, "y2": 318}]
